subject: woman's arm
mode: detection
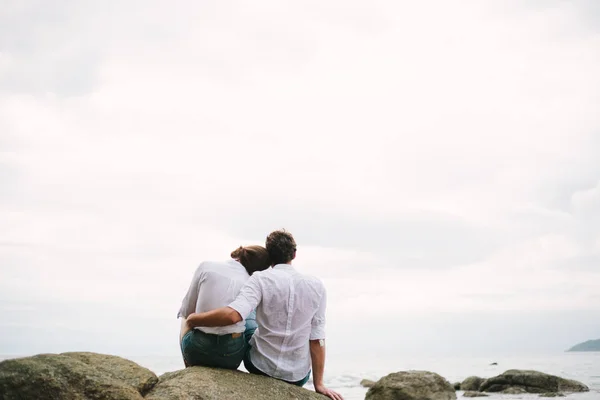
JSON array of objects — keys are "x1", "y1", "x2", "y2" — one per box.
[
  {"x1": 179, "y1": 318, "x2": 190, "y2": 367},
  {"x1": 177, "y1": 264, "x2": 204, "y2": 319},
  {"x1": 177, "y1": 264, "x2": 204, "y2": 368}
]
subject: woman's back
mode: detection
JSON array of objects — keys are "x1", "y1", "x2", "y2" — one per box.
[
  {"x1": 178, "y1": 246, "x2": 270, "y2": 370},
  {"x1": 178, "y1": 259, "x2": 250, "y2": 335}
]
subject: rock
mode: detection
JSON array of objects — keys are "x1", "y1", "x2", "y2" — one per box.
[
  {"x1": 365, "y1": 370, "x2": 457, "y2": 400},
  {"x1": 361, "y1": 378, "x2": 377, "y2": 388},
  {"x1": 145, "y1": 366, "x2": 327, "y2": 400},
  {"x1": 502, "y1": 387, "x2": 527, "y2": 394},
  {"x1": 559, "y1": 377, "x2": 591, "y2": 392},
  {"x1": 460, "y1": 376, "x2": 484, "y2": 391},
  {"x1": 452, "y1": 382, "x2": 461, "y2": 390},
  {"x1": 463, "y1": 392, "x2": 488, "y2": 398},
  {"x1": 0, "y1": 352, "x2": 157, "y2": 400},
  {"x1": 489, "y1": 362, "x2": 497, "y2": 366},
  {"x1": 480, "y1": 370, "x2": 589, "y2": 394},
  {"x1": 539, "y1": 393, "x2": 565, "y2": 398},
  {"x1": 62, "y1": 351, "x2": 158, "y2": 395}
]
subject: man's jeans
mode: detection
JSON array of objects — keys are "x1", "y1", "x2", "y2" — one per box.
[
  {"x1": 181, "y1": 329, "x2": 246, "y2": 370},
  {"x1": 243, "y1": 311, "x2": 311, "y2": 387}
]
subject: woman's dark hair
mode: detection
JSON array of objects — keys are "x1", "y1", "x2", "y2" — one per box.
[
  {"x1": 265, "y1": 229, "x2": 296, "y2": 265},
  {"x1": 231, "y1": 245, "x2": 271, "y2": 275}
]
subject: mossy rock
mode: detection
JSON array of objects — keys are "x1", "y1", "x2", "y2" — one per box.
[
  {"x1": 480, "y1": 369, "x2": 589, "y2": 394},
  {"x1": 145, "y1": 366, "x2": 328, "y2": 400},
  {"x1": 365, "y1": 370, "x2": 456, "y2": 400},
  {"x1": 0, "y1": 352, "x2": 157, "y2": 400},
  {"x1": 460, "y1": 376, "x2": 484, "y2": 391}
]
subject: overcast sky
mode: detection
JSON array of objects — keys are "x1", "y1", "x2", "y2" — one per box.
[{"x1": 1, "y1": 0, "x2": 600, "y2": 360}]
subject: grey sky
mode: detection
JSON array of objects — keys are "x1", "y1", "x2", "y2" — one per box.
[{"x1": 1, "y1": 0, "x2": 599, "y2": 357}]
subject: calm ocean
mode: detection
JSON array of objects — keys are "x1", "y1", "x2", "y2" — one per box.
[
  {"x1": 2, "y1": 352, "x2": 599, "y2": 399},
  {"x1": 130, "y1": 351, "x2": 600, "y2": 399}
]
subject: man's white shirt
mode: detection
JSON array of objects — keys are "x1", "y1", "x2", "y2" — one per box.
[
  {"x1": 178, "y1": 259, "x2": 250, "y2": 335},
  {"x1": 229, "y1": 264, "x2": 327, "y2": 382}
]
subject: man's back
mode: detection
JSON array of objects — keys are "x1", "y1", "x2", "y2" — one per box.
[{"x1": 230, "y1": 264, "x2": 326, "y2": 382}]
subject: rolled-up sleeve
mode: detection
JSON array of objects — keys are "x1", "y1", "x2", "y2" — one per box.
[
  {"x1": 228, "y1": 274, "x2": 262, "y2": 320},
  {"x1": 310, "y1": 287, "x2": 327, "y2": 340},
  {"x1": 177, "y1": 264, "x2": 204, "y2": 319}
]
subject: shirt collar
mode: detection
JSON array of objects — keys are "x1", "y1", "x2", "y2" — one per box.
[{"x1": 272, "y1": 264, "x2": 294, "y2": 270}]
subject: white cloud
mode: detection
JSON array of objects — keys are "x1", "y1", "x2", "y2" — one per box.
[
  {"x1": 1, "y1": 0, "x2": 600, "y2": 354},
  {"x1": 572, "y1": 181, "x2": 600, "y2": 214}
]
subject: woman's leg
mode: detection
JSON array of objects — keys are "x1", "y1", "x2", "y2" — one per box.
[
  {"x1": 182, "y1": 330, "x2": 246, "y2": 370},
  {"x1": 179, "y1": 318, "x2": 191, "y2": 367}
]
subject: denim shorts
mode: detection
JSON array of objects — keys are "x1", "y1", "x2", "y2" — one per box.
[{"x1": 181, "y1": 329, "x2": 246, "y2": 370}]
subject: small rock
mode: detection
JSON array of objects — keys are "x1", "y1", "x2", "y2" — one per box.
[
  {"x1": 361, "y1": 379, "x2": 376, "y2": 388},
  {"x1": 502, "y1": 387, "x2": 528, "y2": 394},
  {"x1": 463, "y1": 392, "x2": 488, "y2": 398},
  {"x1": 539, "y1": 394, "x2": 565, "y2": 398},
  {"x1": 489, "y1": 362, "x2": 497, "y2": 366},
  {"x1": 480, "y1": 369, "x2": 589, "y2": 394},
  {"x1": 453, "y1": 381, "x2": 461, "y2": 391},
  {"x1": 461, "y1": 376, "x2": 484, "y2": 392},
  {"x1": 366, "y1": 370, "x2": 456, "y2": 400}
]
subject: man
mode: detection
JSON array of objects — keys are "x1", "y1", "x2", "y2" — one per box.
[{"x1": 187, "y1": 230, "x2": 343, "y2": 400}]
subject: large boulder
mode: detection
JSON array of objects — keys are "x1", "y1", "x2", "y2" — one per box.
[
  {"x1": 460, "y1": 376, "x2": 484, "y2": 392},
  {"x1": 365, "y1": 370, "x2": 457, "y2": 400},
  {"x1": 0, "y1": 352, "x2": 157, "y2": 400},
  {"x1": 145, "y1": 366, "x2": 328, "y2": 400},
  {"x1": 480, "y1": 370, "x2": 589, "y2": 394},
  {"x1": 62, "y1": 352, "x2": 158, "y2": 394}
]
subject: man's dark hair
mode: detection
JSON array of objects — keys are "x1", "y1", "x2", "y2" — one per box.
[{"x1": 265, "y1": 229, "x2": 296, "y2": 265}]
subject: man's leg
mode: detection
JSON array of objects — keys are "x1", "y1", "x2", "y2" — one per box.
[
  {"x1": 242, "y1": 311, "x2": 269, "y2": 377},
  {"x1": 243, "y1": 350, "x2": 269, "y2": 377},
  {"x1": 290, "y1": 371, "x2": 311, "y2": 387}
]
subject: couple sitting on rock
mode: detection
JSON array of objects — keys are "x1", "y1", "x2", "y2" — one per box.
[{"x1": 178, "y1": 229, "x2": 343, "y2": 400}]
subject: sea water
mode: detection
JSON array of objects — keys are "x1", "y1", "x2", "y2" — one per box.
[
  {"x1": 2, "y1": 352, "x2": 599, "y2": 399},
  {"x1": 127, "y1": 351, "x2": 600, "y2": 399}
]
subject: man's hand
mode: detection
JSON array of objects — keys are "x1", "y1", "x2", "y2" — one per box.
[
  {"x1": 310, "y1": 339, "x2": 344, "y2": 399},
  {"x1": 314, "y1": 383, "x2": 344, "y2": 400},
  {"x1": 186, "y1": 307, "x2": 242, "y2": 328}
]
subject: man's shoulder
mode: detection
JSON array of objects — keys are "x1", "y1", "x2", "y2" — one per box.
[{"x1": 297, "y1": 272, "x2": 326, "y2": 291}]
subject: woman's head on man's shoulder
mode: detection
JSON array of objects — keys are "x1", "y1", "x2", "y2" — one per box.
[
  {"x1": 231, "y1": 245, "x2": 271, "y2": 275},
  {"x1": 231, "y1": 229, "x2": 297, "y2": 274}
]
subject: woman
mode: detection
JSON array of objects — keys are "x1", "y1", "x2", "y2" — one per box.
[{"x1": 177, "y1": 245, "x2": 270, "y2": 369}]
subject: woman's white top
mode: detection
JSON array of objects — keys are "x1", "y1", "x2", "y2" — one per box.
[{"x1": 177, "y1": 259, "x2": 249, "y2": 334}]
